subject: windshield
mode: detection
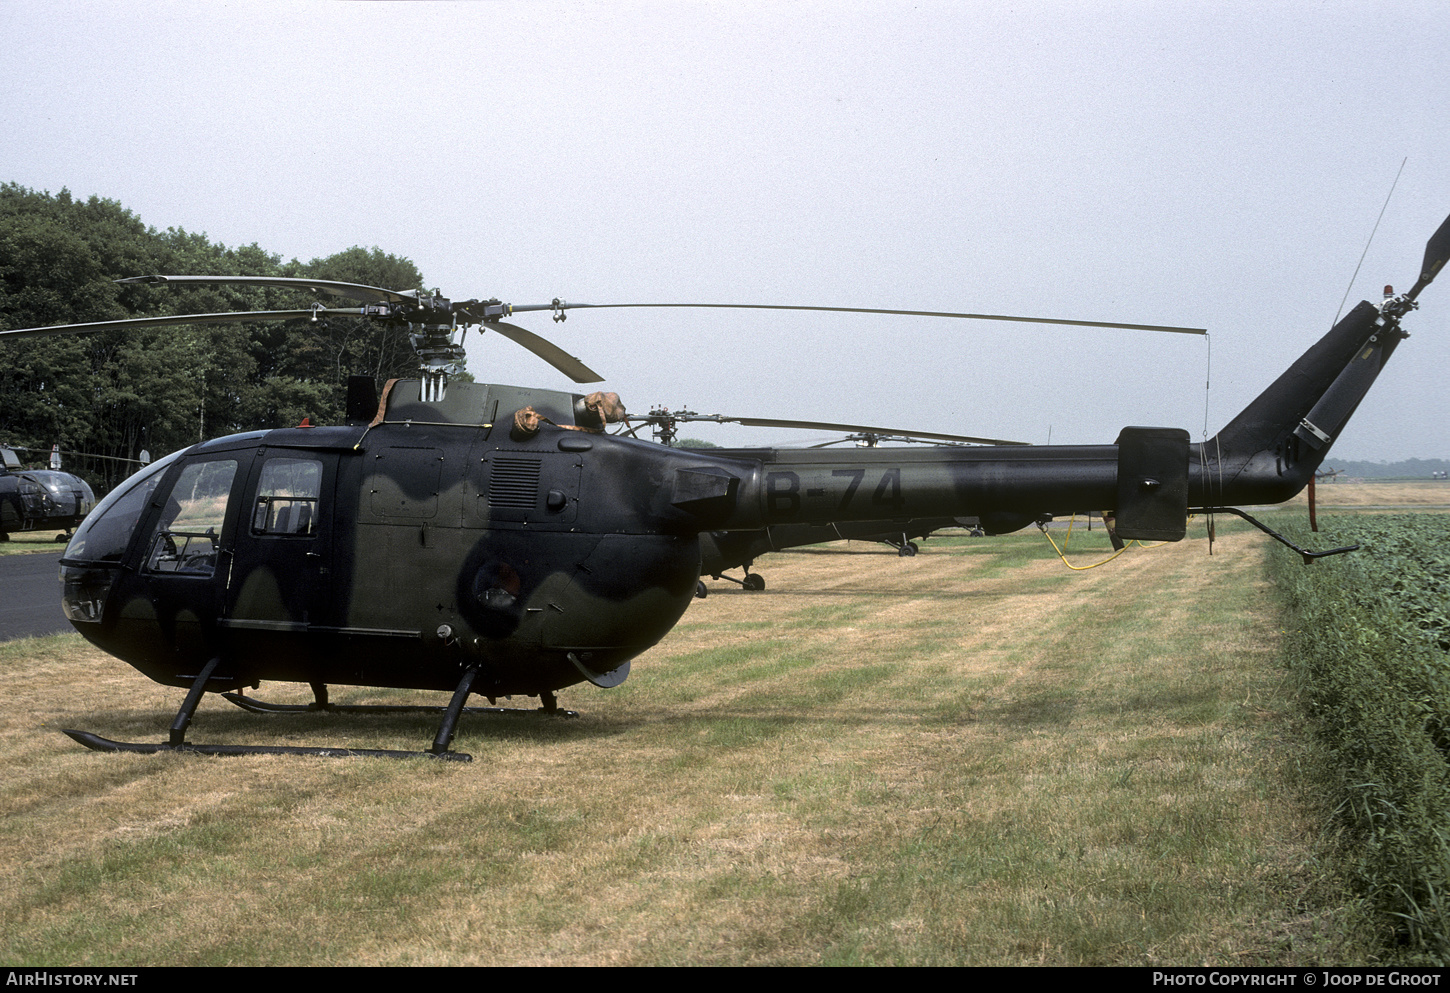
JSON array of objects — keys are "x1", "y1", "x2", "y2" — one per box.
[{"x1": 63, "y1": 450, "x2": 185, "y2": 563}]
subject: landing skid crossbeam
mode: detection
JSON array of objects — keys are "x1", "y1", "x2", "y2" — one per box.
[{"x1": 222, "y1": 685, "x2": 579, "y2": 719}]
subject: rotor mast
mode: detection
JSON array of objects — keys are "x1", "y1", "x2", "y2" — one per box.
[{"x1": 395, "y1": 291, "x2": 473, "y2": 402}]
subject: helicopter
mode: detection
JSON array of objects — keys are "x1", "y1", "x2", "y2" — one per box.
[
  {"x1": 0, "y1": 444, "x2": 97, "y2": 542},
  {"x1": 3, "y1": 207, "x2": 1446, "y2": 761}
]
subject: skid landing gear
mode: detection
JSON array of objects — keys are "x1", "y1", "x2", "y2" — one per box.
[{"x1": 63, "y1": 665, "x2": 575, "y2": 761}]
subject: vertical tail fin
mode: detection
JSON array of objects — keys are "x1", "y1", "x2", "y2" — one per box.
[{"x1": 1197, "y1": 210, "x2": 1449, "y2": 507}]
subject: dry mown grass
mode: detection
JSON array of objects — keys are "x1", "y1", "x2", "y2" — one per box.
[
  {"x1": 0, "y1": 524, "x2": 1359, "y2": 965},
  {"x1": 1281, "y1": 480, "x2": 1450, "y2": 508}
]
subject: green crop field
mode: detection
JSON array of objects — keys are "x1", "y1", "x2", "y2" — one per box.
[{"x1": 1270, "y1": 513, "x2": 1450, "y2": 964}]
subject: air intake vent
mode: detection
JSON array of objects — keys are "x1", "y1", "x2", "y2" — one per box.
[{"x1": 490, "y1": 457, "x2": 541, "y2": 510}]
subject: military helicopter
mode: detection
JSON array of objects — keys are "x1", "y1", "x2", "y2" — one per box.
[
  {"x1": 0, "y1": 444, "x2": 98, "y2": 541},
  {"x1": 4, "y1": 208, "x2": 1446, "y2": 761}
]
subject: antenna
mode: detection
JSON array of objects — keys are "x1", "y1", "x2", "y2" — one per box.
[{"x1": 1332, "y1": 157, "x2": 1407, "y2": 327}]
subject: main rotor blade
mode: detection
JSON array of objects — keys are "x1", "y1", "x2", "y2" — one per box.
[
  {"x1": 1, "y1": 308, "x2": 366, "y2": 340},
  {"x1": 116, "y1": 274, "x2": 414, "y2": 304},
  {"x1": 6, "y1": 446, "x2": 145, "y2": 466},
  {"x1": 628, "y1": 412, "x2": 1029, "y2": 447},
  {"x1": 542, "y1": 302, "x2": 1206, "y2": 335},
  {"x1": 727, "y1": 416, "x2": 1030, "y2": 446},
  {"x1": 805, "y1": 433, "x2": 998, "y2": 449},
  {"x1": 490, "y1": 321, "x2": 604, "y2": 383}
]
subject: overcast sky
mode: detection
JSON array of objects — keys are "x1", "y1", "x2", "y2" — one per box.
[{"x1": 3, "y1": 0, "x2": 1447, "y2": 459}]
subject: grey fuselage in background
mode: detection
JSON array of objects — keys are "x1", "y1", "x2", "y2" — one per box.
[{"x1": 0, "y1": 456, "x2": 95, "y2": 538}]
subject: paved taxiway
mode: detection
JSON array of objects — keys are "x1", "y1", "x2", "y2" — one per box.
[{"x1": 0, "y1": 552, "x2": 70, "y2": 641}]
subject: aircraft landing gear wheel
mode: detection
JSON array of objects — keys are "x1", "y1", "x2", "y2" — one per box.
[
  {"x1": 742, "y1": 574, "x2": 765, "y2": 591},
  {"x1": 898, "y1": 542, "x2": 918, "y2": 557}
]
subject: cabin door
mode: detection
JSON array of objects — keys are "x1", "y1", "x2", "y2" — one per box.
[{"x1": 223, "y1": 451, "x2": 339, "y2": 636}]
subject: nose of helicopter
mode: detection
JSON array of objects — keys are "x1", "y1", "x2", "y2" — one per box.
[{"x1": 60, "y1": 565, "x2": 114, "y2": 624}]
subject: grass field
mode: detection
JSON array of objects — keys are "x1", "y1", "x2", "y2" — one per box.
[
  {"x1": 1281, "y1": 479, "x2": 1450, "y2": 508},
  {"x1": 0, "y1": 530, "x2": 69, "y2": 556},
  {"x1": 0, "y1": 518, "x2": 1373, "y2": 966}
]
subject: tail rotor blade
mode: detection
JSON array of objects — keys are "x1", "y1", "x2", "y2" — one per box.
[{"x1": 1410, "y1": 211, "x2": 1450, "y2": 301}]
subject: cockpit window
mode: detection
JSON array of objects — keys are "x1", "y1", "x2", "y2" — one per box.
[
  {"x1": 163, "y1": 460, "x2": 236, "y2": 531},
  {"x1": 64, "y1": 449, "x2": 184, "y2": 563},
  {"x1": 144, "y1": 459, "x2": 238, "y2": 576}
]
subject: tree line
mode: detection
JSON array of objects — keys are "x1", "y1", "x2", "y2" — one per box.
[
  {"x1": 1320, "y1": 457, "x2": 1450, "y2": 480},
  {"x1": 0, "y1": 184, "x2": 428, "y2": 493}
]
